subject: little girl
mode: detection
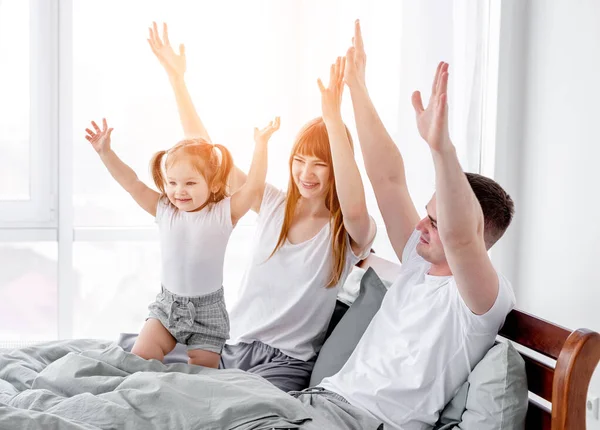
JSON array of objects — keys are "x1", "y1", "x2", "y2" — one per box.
[{"x1": 84, "y1": 117, "x2": 280, "y2": 368}]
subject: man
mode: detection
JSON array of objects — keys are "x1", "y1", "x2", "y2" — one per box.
[{"x1": 292, "y1": 20, "x2": 516, "y2": 430}]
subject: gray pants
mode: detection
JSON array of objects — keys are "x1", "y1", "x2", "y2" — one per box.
[
  {"x1": 288, "y1": 387, "x2": 384, "y2": 430},
  {"x1": 220, "y1": 341, "x2": 316, "y2": 392}
]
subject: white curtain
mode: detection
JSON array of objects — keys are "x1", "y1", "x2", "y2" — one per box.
[{"x1": 394, "y1": 0, "x2": 488, "y2": 218}]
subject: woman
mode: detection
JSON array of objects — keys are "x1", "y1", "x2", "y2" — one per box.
[{"x1": 147, "y1": 22, "x2": 376, "y2": 391}]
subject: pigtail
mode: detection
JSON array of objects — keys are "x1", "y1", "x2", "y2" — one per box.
[
  {"x1": 210, "y1": 144, "x2": 234, "y2": 201},
  {"x1": 150, "y1": 150, "x2": 167, "y2": 196}
]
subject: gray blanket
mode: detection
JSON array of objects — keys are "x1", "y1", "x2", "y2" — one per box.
[{"x1": 0, "y1": 339, "x2": 318, "y2": 429}]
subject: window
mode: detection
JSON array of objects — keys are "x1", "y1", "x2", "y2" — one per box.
[
  {"x1": 0, "y1": 0, "x2": 56, "y2": 227},
  {"x1": 0, "y1": 0, "x2": 30, "y2": 201},
  {"x1": 2, "y1": 0, "x2": 497, "y2": 341}
]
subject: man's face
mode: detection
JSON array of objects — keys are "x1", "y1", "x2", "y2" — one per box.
[{"x1": 415, "y1": 194, "x2": 447, "y2": 265}]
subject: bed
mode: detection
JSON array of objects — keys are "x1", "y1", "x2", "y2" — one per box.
[{"x1": 0, "y1": 255, "x2": 598, "y2": 429}]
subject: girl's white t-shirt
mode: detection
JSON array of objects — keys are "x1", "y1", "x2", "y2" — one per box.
[
  {"x1": 155, "y1": 196, "x2": 233, "y2": 296},
  {"x1": 227, "y1": 184, "x2": 372, "y2": 361}
]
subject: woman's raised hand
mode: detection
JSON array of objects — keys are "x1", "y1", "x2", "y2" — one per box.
[
  {"x1": 318, "y1": 56, "x2": 346, "y2": 123},
  {"x1": 147, "y1": 22, "x2": 186, "y2": 78}
]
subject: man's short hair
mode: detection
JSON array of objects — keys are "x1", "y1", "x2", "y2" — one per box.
[{"x1": 465, "y1": 173, "x2": 515, "y2": 248}]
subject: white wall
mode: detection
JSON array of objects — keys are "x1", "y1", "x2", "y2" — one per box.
[{"x1": 491, "y1": 1, "x2": 600, "y2": 428}]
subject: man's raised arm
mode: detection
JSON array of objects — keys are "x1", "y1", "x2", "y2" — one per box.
[{"x1": 412, "y1": 62, "x2": 499, "y2": 315}]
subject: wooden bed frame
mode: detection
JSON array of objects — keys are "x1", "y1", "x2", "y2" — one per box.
[
  {"x1": 360, "y1": 254, "x2": 600, "y2": 430},
  {"x1": 499, "y1": 310, "x2": 600, "y2": 429}
]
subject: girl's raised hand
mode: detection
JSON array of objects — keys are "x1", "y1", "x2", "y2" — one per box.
[
  {"x1": 318, "y1": 56, "x2": 346, "y2": 122},
  {"x1": 147, "y1": 22, "x2": 186, "y2": 78},
  {"x1": 254, "y1": 117, "x2": 281, "y2": 145},
  {"x1": 85, "y1": 118, "x2": 113, "y2": 155}
]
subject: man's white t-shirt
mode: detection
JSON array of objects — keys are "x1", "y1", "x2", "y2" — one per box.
[
  {"x1": 227, "y1": 184, "x2": 372, "y2": 361},
  {"x1": 320, "y1": 229, "x2": 515, "y2": 430},
  {"x1": 155, "y1": 196, "x2": 233, "y2": 296}
]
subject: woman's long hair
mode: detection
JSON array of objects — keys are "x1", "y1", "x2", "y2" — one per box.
[{"x1": 270, "y1": 117, "x2": 353, "y2": 288}]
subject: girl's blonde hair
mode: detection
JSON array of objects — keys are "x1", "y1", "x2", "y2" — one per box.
[
  {"x1": 270, "y1": 117, "x2": 353, "y2": 288},
  {"x1": 150, "y1": 138, "x2": 233, "y2": 208}
]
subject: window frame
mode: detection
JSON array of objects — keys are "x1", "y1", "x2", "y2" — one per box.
[{"x1": 0, "y1": 0, "x2": 58, "y2": 228}]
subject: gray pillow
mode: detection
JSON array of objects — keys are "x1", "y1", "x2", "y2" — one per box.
[
  {"x1": 458, "y1": 341, "x2": 528, "y2": 429},
  {"x1": 434, "y1": 381, "x2": 469, "y2": 430},
  {"x1": 310, "y1": 267, "x2": 387, "y2": 387},
  {"x1": 434, "y1": 342, "x2": 528, "y2": 430}
]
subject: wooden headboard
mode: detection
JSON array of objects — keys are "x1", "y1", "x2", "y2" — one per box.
[
  {"x1": 360, "y1": 253, "x2": 600, "y2": 429},
  {"x1": 499, "y1": 310, "x2": 600, "y2": 429}
]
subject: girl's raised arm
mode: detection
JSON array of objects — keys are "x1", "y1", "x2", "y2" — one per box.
[
  {"x1": 230, "y1": 118, "x2": 280, "y2": 224},
  {"x1": 86, "y1": 118, "x2": 160, "y2": 216}
]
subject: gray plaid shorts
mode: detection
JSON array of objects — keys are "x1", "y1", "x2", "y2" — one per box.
[{"x1": 147, "y1": 286, "x2": 230, "y2": 354}]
